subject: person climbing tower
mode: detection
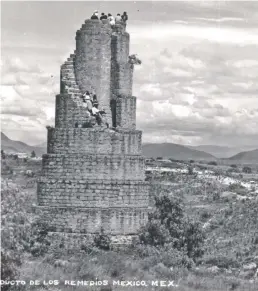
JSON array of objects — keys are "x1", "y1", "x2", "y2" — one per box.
[
  {"x1": 92, "y1": 105, "x2": 109, "y2": 128},
  {"x1": 82, "y1": 91, "x2": 93, "y2": 113},
  {"x1": 92, "y1": 94, "x2": 99, "y2": 108}
]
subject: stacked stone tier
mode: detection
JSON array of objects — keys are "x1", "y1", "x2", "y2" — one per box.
[
  {"x1": 40, "y1": 153, "x2": 145, "y2": 181},
  {"x1": 37, "y1": 179, "x2": 149, "y2": 208},
  {"x1": 47, "y1": 127, "x2": 142, "y2": 155},
  {"x1": 35, "y1": 205, "x2": 149, "y2": 235}
]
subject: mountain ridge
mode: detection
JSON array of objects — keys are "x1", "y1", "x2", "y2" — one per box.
[
  {"x1": 187, "y1": 144, "x2": 258, "y2": 158},
  {"x1": 1, "y1": 132, "x2": 45, "y2": 156},
  {"x1": 2, "y1": 132, "x2": 257, "y2": 161},
  {"x1": 142, "y1": 142, "x2": 216, "y2": 160},
  {"x1": 228, "y1": 148, "x2": 258, "y2": 162}
]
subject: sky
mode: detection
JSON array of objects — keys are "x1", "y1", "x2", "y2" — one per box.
[{"x1": 1, "y1": 1, "x2": 258, "y2": 147}]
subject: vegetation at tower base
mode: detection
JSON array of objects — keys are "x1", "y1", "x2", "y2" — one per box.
[
  {"x1": 136, "y1": 194, "x2": 205, "y2": 269},
  {"x1": 1, "y1": 156, "x2": 258, "y2": 290}
]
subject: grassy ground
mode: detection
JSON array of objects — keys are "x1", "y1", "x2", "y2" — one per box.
[{"x1": 1, "y1": 157, "x2": 258, "y2": 291}]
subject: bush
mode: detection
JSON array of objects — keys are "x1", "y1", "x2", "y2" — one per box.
[
  {"x1": 242, "y1": 166, "x2": 252, "y2": 174},
  {"x1": 188, "y1": 166, "x2": 194, "y2": 175},
  {"x1": 201, "y1": 255, "x2": 240, "y2": 269},
  {"x1": 138, "y1": 194, "x2": 205, "y2": 265},
  {"x1": 31, "y1": 150, "x2": 36, "y2": 158},
  {"x1": 29, "y1": 220, "x2": 51, "y2": 257},
  {"x1": 230, "y1": 164, "x2": 237, "y2": 168},
  {"x1": 208, "y1": 161, "x2": 217, "y2": 166},
  {"x1": 1, "y1": 184, "x2": 31, "y2": 286},
  {"x1": 94, "y1": 228, "x2": 111, "y2": 251}
]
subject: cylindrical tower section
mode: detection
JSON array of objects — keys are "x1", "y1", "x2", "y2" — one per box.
[
  {"x1": 74, "y1": 19, "x2": 112, "y2": 124},
  {"x1": 111, "y1": 22, "x2": 133, "y2": 98}
]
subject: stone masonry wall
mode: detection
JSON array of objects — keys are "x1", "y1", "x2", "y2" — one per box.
[
  {"x1": 115, "y1": 96, "x2": 136, "y2": 129},
  {"x1": 47, "y1": 128, "x2": 142, "y2": 155},
  {"x1": 37, "y1": 180, "x2": 149, "y2": 208},
  {"x1": 55, "y1": 94, "x2": 95, "y2": 128},
  {"x1": 41, "y1": 154, "x2": 145, "y2": 180},
  {"x1": 36, "y1": 206, "x2": 149, "y2": 235},
  {"x1": 111, "y1": 23, "x2": 133, "y2": 99},
  {"x1": 75, "y1": 19, "x2": 112, "y2": 124}
]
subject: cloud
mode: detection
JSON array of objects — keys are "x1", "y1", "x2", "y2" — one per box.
[
  {"x1": 1, "y1": 1, "x2": 258, "y2": 147},
  {"x1": 0, "y1": 56, "x2": 57, "y2": 144}
]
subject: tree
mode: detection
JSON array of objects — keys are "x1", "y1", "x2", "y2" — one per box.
[
  {"x1": 138, "y1": 194, "x2": 205, "y2": 262},
  {"x1": 31, "y1": 150, "x2": 36, "y2": 158},
  {"x1": 242, "y1": 166, "x2": 252, "y2": 174},
  {"x1": 208, "y1": 161, "x2": 217, "y2": 166},
  {"x1": 1, "y1": 149, "x2": 6, "y2": 159},
  {"x1": 230, "y1": 164, "x2": 237, "y2": 168},
  {"x1": 188, "y1": 166, "x2": 194, "y2": 175}
]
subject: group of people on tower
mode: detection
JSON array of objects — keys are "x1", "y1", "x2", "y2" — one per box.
[
  {"x1": 81, "y1": 91, "x2": 109, "y2": 128},
  {"x1": 91, "y1": 11, "x2": 128, "y2": 25}
]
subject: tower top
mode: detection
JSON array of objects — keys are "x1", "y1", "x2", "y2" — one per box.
[{"x1": 75, "y1": 19, "x2": 127, "y2": 36}]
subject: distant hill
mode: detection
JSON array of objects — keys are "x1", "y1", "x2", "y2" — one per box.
[
  {"x1": 228, "y1": 148, "x2": 258, "y2": 162},
  {"x1": 188, "y1": 145, "x2": 257, "y2": 158},
  {"x1": 1, "y1": 132, "x2": 45, "y2": 156},
  {"x1": 142, "y1": 143, "x2": 216, "y2": 161},
  {"x1": 35, "y1": 141, "x2": 47, "y2": 149}
]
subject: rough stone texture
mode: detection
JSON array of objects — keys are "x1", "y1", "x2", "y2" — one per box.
[
  {"x1": 36, "y1": 19, "x2": 150, "y2": 244},
  {"x1": 47, "y1": 128, "x2": 142, "y2": 155},
  {"x1": 36, "y1": 206, "x2": 149, "y2": 235},
  {"x1": 37, "y1": 180, "x2": 149, "y2": 207}
]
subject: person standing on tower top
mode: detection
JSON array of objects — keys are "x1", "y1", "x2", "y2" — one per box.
[
  {"x1": 91, "y1": 10, "x2": 99, "y2": 19},
  {"x1": 100, "y1": 12, "x2": 107, "y2": 20},
  {"x1": 115, "y1": 13, "x2": 122, "y2": 22},
  {"x1": 108, "y1": 13, "x2": 115, "y2": 26},
  {"x1": 121, "y1": 12, "x2": 128, "y2": 23}
]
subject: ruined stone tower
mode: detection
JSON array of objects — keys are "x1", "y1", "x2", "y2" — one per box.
[{"x1": 37, "y1": 19, "x2": 150, "y2": 245}]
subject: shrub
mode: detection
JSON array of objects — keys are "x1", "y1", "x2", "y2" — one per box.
[
  {"x1": 208, "y1": 161, "x2": 217, "y2": 166},
  {"x1": 29, "y1": 220, "x2": 51, "y2": 257},
  {"x1": 1, "y1": 149, "x2": 6, "y2": 159},
  {"x1": 1, "y1": 183, "x2": 32, "y2": 287},
  {"x1": 201, "y1": 211, "x2": 211, "y2": 220},
  {"x1": 31, "y1": 150, "x2": 36, "y2": 158},
  {"x1": 230, "y1": 164, "x2": 237, "y2": 168},
  {"x1": 242, "y1": 166, "x2": 252, "y2": 174},
  {"x1": 94, "y1": 228, "x2": 111, "y2": 251},
  {"x1": 188, "y1": 166, "x2": 194, "y2": 175},
  {"x1": 138, "y1": 194, "x2": 205, "y2": 265},
  {"x1": 201, "y1": 255, "x2": 240, "y2": 269}
]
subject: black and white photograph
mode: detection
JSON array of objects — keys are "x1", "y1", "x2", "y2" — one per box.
[{"x1": 1, "y1": 1, "x2": 258, "y2": 290}]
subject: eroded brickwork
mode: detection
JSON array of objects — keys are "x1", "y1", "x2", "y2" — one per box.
[{"x1": 37, "y1": 18, "x2": 150, "y2": 242}]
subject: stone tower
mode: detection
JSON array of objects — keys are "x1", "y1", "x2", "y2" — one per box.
[{"x1": 36, "y1": 19, "x2": 150, "y2": 246}]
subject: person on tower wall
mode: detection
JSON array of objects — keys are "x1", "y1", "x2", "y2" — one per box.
[
  {"x1": 121, "y1": 12, "x2": 128, "y2": 23},
  {"x1": 82, "y1": 91, "x2": 93, "y2": 113},
  {"x1": 92, "y1": 94, "x2": 99, "y2": 108},
  {"x1": 100, "y1": 12, "x2": 107, "y2": 20},
  {"x1": 108, "y1": 13, "x2": 115, "y2": 26},
  {"x1": 92, "y1": 105, "x2": 109, "y2": 128},
  {"x1": 91, "y1": 10, "x2": 99, "y2": 19},
  {"x1": 115, "y1": 13, "x2": 122, "y2": 22}
]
